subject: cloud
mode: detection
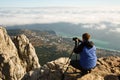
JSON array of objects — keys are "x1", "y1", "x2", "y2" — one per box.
[
  {"x1": 109, "y1": 28, "x2": 120, "y2": 33},
  {"x1": 0, "y1": 7, "x2": 120, "y2": 26},
  {"x1": 82, "y1": 24, "x2": 107, "y2": 30},
  {"x1": 96, "y1": 24, "x2": 107, "y2": 30}
]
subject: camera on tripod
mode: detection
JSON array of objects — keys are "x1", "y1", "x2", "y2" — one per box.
[{"x1": 72, "y1": 37, "x2": 82, "y2": 42}]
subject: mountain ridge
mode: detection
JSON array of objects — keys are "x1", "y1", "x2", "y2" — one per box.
[
  {"x1": 6, "y1": 28, "x2": 120, "y2": 65},
  {"x1": 6, "y1": 22, "x2": 120, "y2": 51}
]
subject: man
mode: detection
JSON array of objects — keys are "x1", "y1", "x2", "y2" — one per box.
[{"x1": 70, "y1": 33, "x2": 97, "y2": 75}]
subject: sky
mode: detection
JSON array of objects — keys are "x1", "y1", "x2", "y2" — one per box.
[
  {"x1": 0, "y1": 0, "x2": 120, "y2": 7},
  {"x1": 0, "y1": 7, "x2": 120, "y2": 26},
  {"x1": 0, "y1": 0, "x2": 120, "y2": 27}
]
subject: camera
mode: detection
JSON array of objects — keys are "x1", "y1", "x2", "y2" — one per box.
[
  {"x1": 72, "y1": 37, "x2": 78, "y2": 41},
  {"x1": 72, "y1": 37, "x2": 82, "y2": 42}
]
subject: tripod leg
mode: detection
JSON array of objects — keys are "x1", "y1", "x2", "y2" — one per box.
[
  {"x1": 61, "y1": 40, "x2": 77, "y2": 80},
  {"x1": 61, "y1": 63, "x2": 71, "y2": 80},
  {"x1": 61, "y1": 52, "x2": 74, "y2": 80}
]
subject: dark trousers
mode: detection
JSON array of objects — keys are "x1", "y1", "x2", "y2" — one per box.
[{"x1": 70, "y1": 60, "x2": 91, "y2": 76}]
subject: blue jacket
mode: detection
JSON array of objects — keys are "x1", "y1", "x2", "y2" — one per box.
[{"x1": 79, "y1": 46, "x2": 97, "y2": 70}]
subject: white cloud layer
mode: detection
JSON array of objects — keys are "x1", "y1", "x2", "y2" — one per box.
[
  {"x1": 82, "y1": 24, "x2": 107, "y2": 30},
  {"x1": 110, "y1": 28, "x2": 120, "y2": 33},
  {"x1": 0, "y1": 7, "x2": 120, "y2": 32}
]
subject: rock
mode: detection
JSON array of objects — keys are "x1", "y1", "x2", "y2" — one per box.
[
  {"x1": 0, "y1": 27, "x2": 25, "y2": 80},
  {"x1": 24, "y1": 56, "x2": 120, "y2": 80},
  {"x1": 22, "y1": 57, "x2": 69, "y2": 80},
  {"x1": 21, "y1": 68, "x2": 41, "y2": 80},
  {"x1": 13, "y1": 34, "x2": 40, "y2": 72},
  {"x1": 0, "y1": 27, "x2": 40, "y2": 80}
]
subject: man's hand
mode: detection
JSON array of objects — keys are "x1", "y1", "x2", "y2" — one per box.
[{"x1": 72, "y1": 37, "x2": 82, "y2": 42}]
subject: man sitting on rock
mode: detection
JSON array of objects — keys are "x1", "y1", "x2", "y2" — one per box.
[{"x1": 70, "y1": 33, "x2": 97, "y2": 76}]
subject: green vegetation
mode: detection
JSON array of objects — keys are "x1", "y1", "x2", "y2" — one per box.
[
  {"x1": 35, "y1": 46, "x2": 70, "y2": 65},
  {"x1": 7, "y1": 29, "x2": 120, "y2": 66}
]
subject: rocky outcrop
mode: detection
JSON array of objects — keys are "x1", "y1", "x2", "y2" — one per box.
[
  {"x1": 78, "y1": 56, "x2": 120, "y2": 80},
  {"x1": 13, "y1": 34, "x2": 40, "y2": 72},
  {"x1": 0, "y1": 27, "x2": 40, "y2": 80},
  {"x1": 23, "y1": 56, "x2": 120, "y2": 80},
  {"x1": 22, "y1": 57, "x2": 68, "y2": 80}
]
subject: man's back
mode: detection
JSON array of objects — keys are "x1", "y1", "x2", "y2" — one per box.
[{"x1": 80, "y1": 45, "x2": 97, "y2": 69}]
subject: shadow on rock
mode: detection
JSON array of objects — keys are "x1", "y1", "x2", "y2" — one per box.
[
  {"x1": 21, "y1": 68, "x2": 41, "y2": 80},
  {"x1": 104, "y1": 74, "x2": 119, "y2": 80}
]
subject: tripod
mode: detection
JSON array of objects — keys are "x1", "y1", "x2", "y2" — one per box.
[
  {"x1": 61, "y1": 51, "x2": 74, "y2": 80},
  {"x1": 61, "y1": 40, "x2": 79, "y2": 80}
]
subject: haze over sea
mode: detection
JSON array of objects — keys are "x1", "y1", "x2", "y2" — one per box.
[{"x1": 0, "y1": 7, "x2": 120, "y2": 51}]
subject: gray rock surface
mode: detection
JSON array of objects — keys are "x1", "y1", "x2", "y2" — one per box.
[
  {"x1": 0, "y1": 27, "x2": 40, "y2": 80},
  {"x1": 13, "y1": 34, "x2": 40, "y2": 72},
  {"x1": 23, "y1": 56, "x2": 120, "y2": 80}
]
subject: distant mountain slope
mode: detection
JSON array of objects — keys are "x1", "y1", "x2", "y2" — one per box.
[
  {"x1": 6, "y1": 22, "x2": 120, "y2": 51},
  {"x1": 7, "y1": 29, "x2": 73, "y2": 65},
  {"x1": 7, "y1": 29, "x2": 120, "y2": 65}
]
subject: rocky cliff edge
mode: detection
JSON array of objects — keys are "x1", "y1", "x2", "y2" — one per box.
[
  {"x1": 23, "y1": 57, "x2": 120, "y2": 80},
  {"x1": 0, "y1": 27, "x2": 40, "y2": 80}
]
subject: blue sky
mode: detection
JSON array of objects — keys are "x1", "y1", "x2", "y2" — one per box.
[{"x1": 0, "y1": 0, "x2": 120, "y2": 7}]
